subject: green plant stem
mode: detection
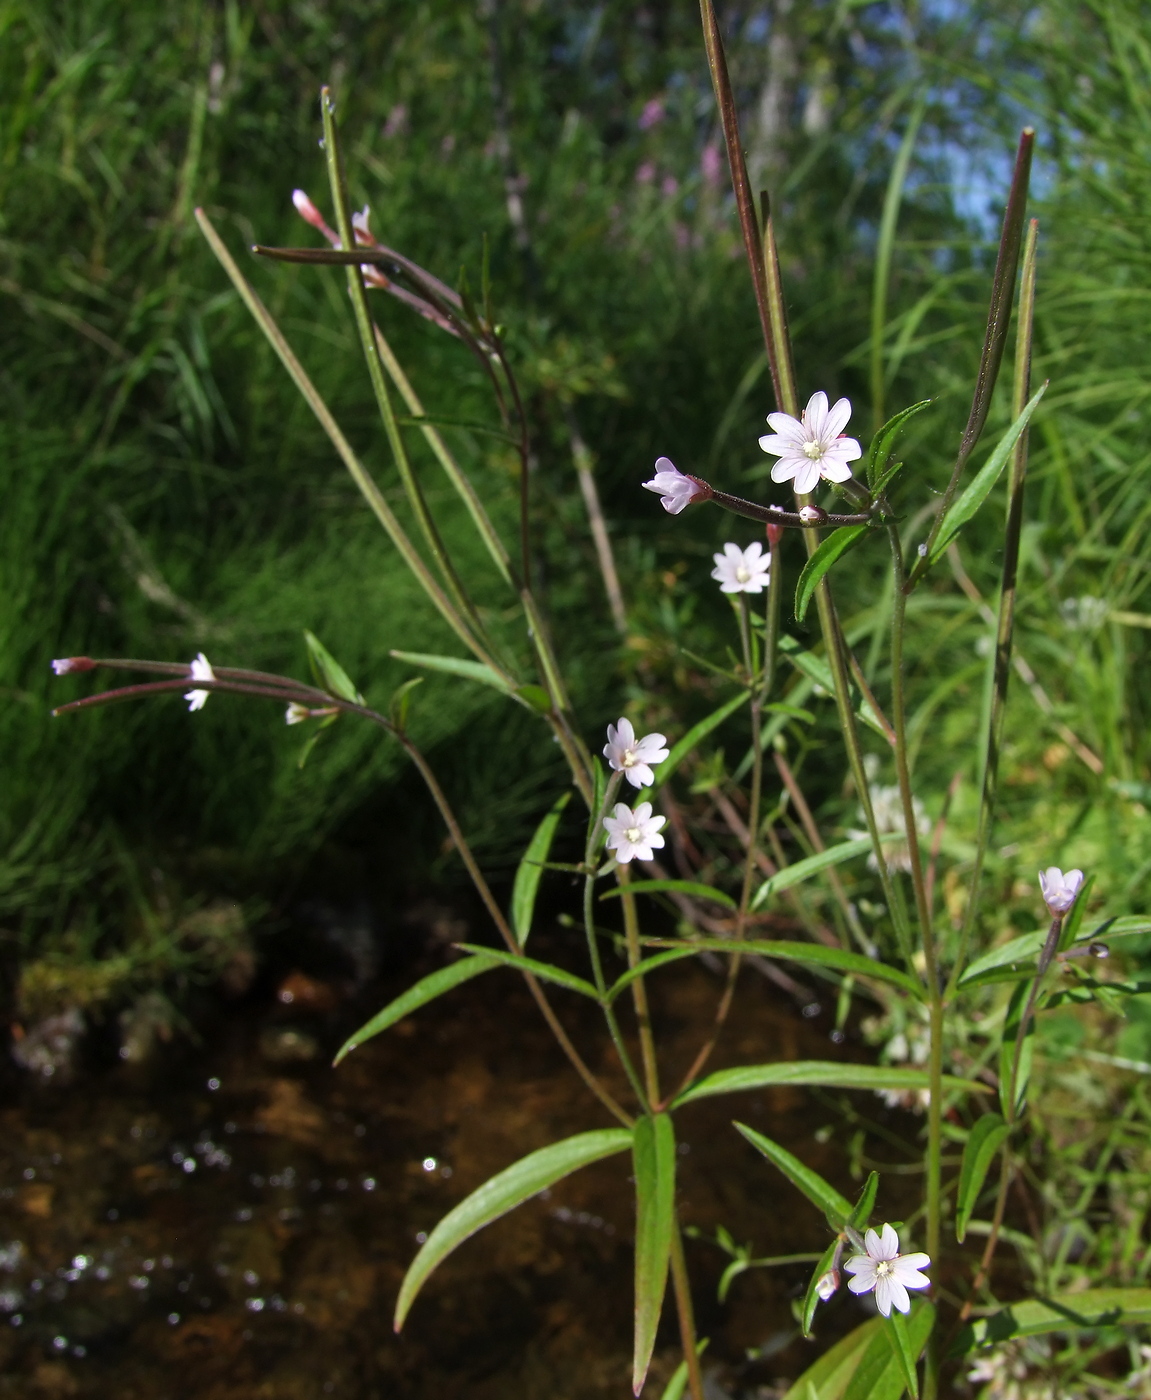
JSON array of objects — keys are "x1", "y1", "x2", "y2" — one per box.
[
  {"x1": 617, "y1": 863, "x2": 661, "y2": 1109},
  {"x1": 320, "y1": 91, "x2": 485, "y2": 644},
  {"x1": 945, "y1": 219, "x2": 1039, "y2": 999},
  {"x1": 762, "y1": 531, "x2": 783, "y2": 698},
  {"x1": 669, "y1": 1219, "x2": 706, "y2": 1400},
  {"x1": 583, "y1": 775, "x2": 650, "y2": 1110}
]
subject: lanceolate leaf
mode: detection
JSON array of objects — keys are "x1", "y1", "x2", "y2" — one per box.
[
  {"x1": 958, "y1": 930, "x2": 1046, "y2": 988},
  {"x1": 781, "y1": 1317, "x2": 880, "y2": 1400},
  {"x1": 304, "y1": 629, "x2": 364, "y2": 704},
  {"x1": 333, "y1": 955, "x2": 498, "y2": 1065},
  {"x1": 599, "y1": 879, "x2": 737, "y2": 910},
  {"x1": 389, "y1": 649, "x2": 513, "y2": 696},
  {"x1": 678, "y1": 1062, "x2": 987, "y2": 1108},
  {"x1": 794, "y1": 525, "x2": 871, "y2": 624},
  {"x1": 866, "y1": 399, "x2": 933, "y2": 489},
  {"x1": 454, "y1": 944, "x2": 600, "y2": 1001},
  {"x1": 884, "y1": 1309, "x2": 920, "y2": 1400},
  {"x1": 956, "y1": 1114, "x2": 1011, "y2": 1243},
  {"x1": 999, "y1": 981, "x2": 1034, "y2": 1118},
  {"x1": 658, "y1": 1340, "x2": 710, "y2": 1400},
  {"x1": 850, "y1": 1171, "x2": 880, "y2": 1230},
  {"x1": 641, "y1": 937, "x2": 924, "y2": 998},
  {"x1": 953, "y1": 1288, "x2": 1151, "y2": 1353},
  {"x1": 842, "y1": 1304, "x2": 934, "y2": 1400},
  {"x1": 632, "y1": 1114, "x2": 677, "y2": 1396},
  {"x1": 653, "y1": 691, "x2": 750, "y2": 787},
  {"x1": 751, "y1": 835, "x2": 909, "y2": 913},
  {"x1": 511, "y1": 792, "x2": 571, "y2": 947},
  {"x1": 734, "y1": 1122, "x2": 852, "y2": 1226},
  {"x1": 928, "y1": 384, "x2": 1046, "y2": 565},
  {"x1": 394, "y1": 1128, "x2": 633, "y2": 1330},
  {"x1": 802, "y1": 1238, "x2": 841, "y2": 1337}
]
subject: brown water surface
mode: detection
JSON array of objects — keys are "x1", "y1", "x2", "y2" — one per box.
[{"x1": 0, "y1": 934, "x2": 899, "y2": 1398}]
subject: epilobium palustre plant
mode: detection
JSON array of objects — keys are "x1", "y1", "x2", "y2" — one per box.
[{"x1": 49, "y1": 5, "x2": 1151, "y2": 1397}]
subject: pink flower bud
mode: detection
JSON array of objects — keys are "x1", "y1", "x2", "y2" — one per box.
[
  {"x1": 816, "y1": 1268, "x2": 840, "y2": 1302},
  {"x1": 51, "y1": 657, "x2": 96, "y2": 675},
  {"x1": 798, "y1": 505, "x2": 828, "y2": 524},
  {"x1": 766, "y1": 510, "x2": 785, "y2": 547},
  {"x1": 291, "y1": 189, "x2": 340, "y2": 247}
]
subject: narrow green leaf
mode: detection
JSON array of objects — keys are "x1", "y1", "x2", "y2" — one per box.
[
  {"x1": 514, "y1": 683, "x2": 553, "y2": 713},
  {"x1": 884, "y1": 1309, "x2": 920, "y2": 1400},
  {"x1": 999, "y1": 981, "x2": 1034, "y2": 1118},
  {"x1": 849, "y1": 1171, "x2": 880, "y2": 1230},
  {"x1": 333, "y1": 955, "x2": 497, "y2": 1065},
  {"x1": 802, "y1": 1238, "x2": 842, "y2": 1337},
  {"x1": 652, "y1": 691, "x2": 750, "y2": 787},
  {"x1": 389, "y1": 675, "x2": 423, "y2": 731},
  {"x1": 734, "y1": 1122, "x2": 852, "y2": 1225},
  {"x1": 679, "y1": 1063, "x2": 987, "y2": 1108},
  {"x1": 394, "y1": 1128, "x2": 633, "y2": 1329},
  {"x1": 958, "y1": 930, "x2": 1045, "y2": 988},
  {"x1": 642, "y1": 937, "x2": 924, "y2": 998},
  {"x1": 928, "y1": 384, "x2": 1046, "y2": 564},
  {"x1": 795, "y1": 526, "x2": 871, "y2": 624},
  {"x1": 866, "y1": 400, "x2": 933, "y2": 490},
  {"x1": 599, "y1": 879, "x2": 737, "y2": 911},
  {"x1": 454, "y1": 944, "x2": 600, "y2": 1001},
  {"x1": 953, "y1": 1288, "x2": 1151, "y2": 1353},
  {"x1": 511, "y1": 793, "x2": 571, "y2": 947},
  {"x1": 633, "y1": 1114, "x2": 677, "y2": 1396},
  {"x1": 782, "y1": 1317, "x2": 882, "y2": 1400},
  {"x1": 751, "y1": 835, "x2": 908, "y2": 913},
  {"x1": 658, "y1": 1339, "x2": 709, "y2": 1400},
  {"x1": 389, "y1": 649, "x2": 512, "y2": 696},
  {"x1": 1076, "y1": 915, "x2": 1151, "y2": 946},
  {"x1": 1058, "y1": 872, "x2": 1095, "y2": 951},
  {"x1": 844, "y1": 1303, "x2": 934, "y2": 1400},
  {"x1": 304, "y1": 630, "x2": 364, "y2": 704},
  {"x1": 955, "y1": 1114, "x2": 1011, "y2": 1243}
]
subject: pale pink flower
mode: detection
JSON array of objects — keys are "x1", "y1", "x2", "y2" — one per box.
[
  {"x1": 843, "y1": 1224, "x2": 930, "y2": 1317},
  {"x1": 1039, "y1": 867, "x2": 1084, "y2": 916},
  {"x1": 642, "y1": 458, "x2": 706, "y2": 515},
  {"x1": 758, "y1": 391, "x2": 862, "y2": 496},
  {"x1": 638, "y1": 98, "x2": 665, "y2": 131},
  {"x1": 700, "y1": 143, "x2": 723, "y2": 188},
  {"x1": 51, "y1": 657, "x2": 95, "y2": 675},
  {"x1": 816, "y1": 1269, "x2": 840, "y2": 1302},
  {"x1": 603, "y1": 802, "x2": 666, "y2": 864},
  {"x1": 711, "y1": 541, "x2": 771, "y2": 595},
  {"x1": 185, "y1": 653, "x2": 215, "y2": 712},
  {"x1": 604, "y1": 719, "x2": 669, "y2": 790},
  {"x1": 286, "y1": 703, "x2": 310, "y2": 726}
]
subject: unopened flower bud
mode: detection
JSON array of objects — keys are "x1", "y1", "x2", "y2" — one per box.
[
  {"x1": 816, "y1": 1269, "x2": 840, "y2": 1302},
  {"x1": 798, "y1": 505, "x2": 827, "y2": 525},
  {"x1": 292, "y1": 189, "x2": 340, "y2": 246},
  {"x1": 1089, "y1": 942, "x2": 1109, "y2": 958},
  {"x1": 51, "y1": 657, "x2": 96, "y2": 675},
  {"x1": 285, "y1": 703, "x2": 310, "y2": 726},
  {"x1": 766, "y1": 508, "x2": 785, "y2": 547}
]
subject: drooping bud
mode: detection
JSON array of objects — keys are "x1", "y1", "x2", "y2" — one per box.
[
  {"x1": 51, "y1": 657, "x2": 96, "y2": 675},
  {"x1": 291, "y1": 189, "x2": 340, "y2": 246},
  {"x1": 815, "y1": 1269, "x2": 840, "y2": 1302},
  {"x1": 798, "y1": 505, "x2": 828, "y2": 525},
  {"x1": 766, "y1": 506, "x2": 785, "y2": 547}
]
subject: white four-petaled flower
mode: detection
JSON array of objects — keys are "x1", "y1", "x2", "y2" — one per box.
[
  {"x1": 185, "y1": 653, "x2": 215, "y2": 712},
  {"x1": 642, "y1": 458, "x2": 703, "y2": 515},
  {"x1": 843, "y1": 1224, "x2": 930, "y2": 1317},
  {"x1": 758, "y1": 391, "x2": 862, "y2": 496},
  {"x1": 603, "y1": 719, "x2": 669, "y2": 789},
  {"x1": 711, "y1": 541, "x2": 771, "y2": 595},
  {"x1": 285, "y1": 703, "x2": 311, "y2": 726},
  {"x1": 1039, "y1": 866, "x2": 1084, "y2": 916},
  {"x1": 602, "y1": 802, "x2": 666, "y2": 864}
]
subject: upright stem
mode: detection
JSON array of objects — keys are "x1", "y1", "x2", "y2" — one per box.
[
  {"x1": 617, "y1": 863, "x2": 661, "y2": 1108},
  {"x1": 669, "y1": 1220, "x2": 706, "y2": 1400}
]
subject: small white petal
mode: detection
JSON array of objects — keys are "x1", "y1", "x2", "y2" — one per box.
[
  {"x1": 824, "y1": 396, "x2": 853, "y2": 439},
  {"x1": 803, "y1": 391, "x2": 830, "y2": 435},
  {"x1": 876, "y1": 1224, "x2": 900, "y2": 1259}
]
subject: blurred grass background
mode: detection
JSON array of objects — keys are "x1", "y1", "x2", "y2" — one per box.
[{"x1": 2, "y1": 0, "x2": 1150, "y2": 1024}]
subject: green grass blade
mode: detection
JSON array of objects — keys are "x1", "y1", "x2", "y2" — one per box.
[
  {"x1": 632, "y1": 1113, "x2": 677, "y2": 1395},
  {"x1": 454, "y1": 944, "x2": 600, "y2": 1000},
  {"x1": 333, "y1": 955, "x2": 498, "y2": 1065},
  {"x1": 394, "y1": 1128, "x2": 633, "y2": 1329},
  {"x1": 952, "y1": 1289, "x2": 1151, "y2": 1353},
  {"x1": 652, "y1": 691, "x2": 749, "y2": 787},
  {"x1": 955, "y1": 1113, "x2": 1011, "y2": 1243},
  {"x1": 677, "y1": 1062, "x2": 986, "y2": 1108},
  {"x1": 643, "y1": 937, "x2": 924, "y2": 998},
  {"x1": 511, "y1": 792, "x2": 571, "y2": 947},
  {"x1": 751, "y1": 835, "x2": 903, "y2": 912}
]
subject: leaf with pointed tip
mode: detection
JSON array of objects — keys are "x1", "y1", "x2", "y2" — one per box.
[
  {"x1": 795, "y1": 525, "x2": 871, "y2": 624},
  {"x1": 734, "y1": 1122, "x2": 852, "y2": 1226},
  {"x1": 333, "y1": 955, "x2": 497, "y2": 1065},
  {"x1": 781, "y1": 1317, "x2": 880, "y2": 1400},
  {"x1": 454, "y1": 945, "x2": 599, "y2": 1000},
  {"x1": 658, "y1": 1339, "x2": 709, "y2": 1400},
  {"x1": 599, "y1": 879, "x2": 737, "y2": 910},
  {"x1": 679, "y1": 1063, "x2": 987, "y2": 1108},
  {"x1": 952, "y1": 1288, "x2": 1151, "y2": 1353},
  {"x1": 843, "y1": 1303, "x2": 934, "y2": 1400},
  {"x1": 956, "y1": 1114, "x2": 1011, "y2": 1242},
  {"x1": 389, "y1": 649, "x2": 512, "y2": 696},
  {"x1": 850, "y1": 1171, "x2": 880, "y2": 1230},
  {"x1": 632, "y1": 1114, "x2": 677, "y2": 1396},
  {"x1": 802, "y1": 1238, "x2": 842, "y2": 1337},
  {"x1": 751, "y1": 834, "x2": 909, "y2": 913},
  {"x1": 640, "y1": 938, "x2": 924, "y2": 998},
  {"x1": 394, "y1": 1128, "x2": 632, "y2": 1330},
  {"x1": 999, "y1": 982, "x2": 1034, "y2": 1118},
  {"x1": 652, "y1": 691, "x2": 750, "y2": 788},
  {"x1": 866, "y1": 400, "x2": 933, "y2": 490},
  {"x1": 511, "y1": 793, "x2": 571, "y2": 947},
  {"x1": 928, "y1": 384, "x2": 1046, "y2": 565},
  {"x1": 304, "y1": 630, "x2": 363, "y2": 704},
  {"x1": 884, "y1": 1309, "x2": 920, "y2": 1400}
]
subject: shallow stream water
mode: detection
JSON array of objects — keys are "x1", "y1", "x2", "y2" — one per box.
[{"x1": 0, "y1": 927, "x2": 898, "y2": 1399}]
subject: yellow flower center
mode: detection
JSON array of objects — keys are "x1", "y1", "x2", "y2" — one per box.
[
  {"x1": 736, "y1": 565, "x2": 751, "y2": 583},
  {"x1": 803, "y1": 440, "x2": 824, "y2": 460},
  {"x1": 626, "y1": 825, "x2": 642, "y2": 843},
  {"x1": 875, "y1": 1259, "x2": 894, "y2": 1278}
]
